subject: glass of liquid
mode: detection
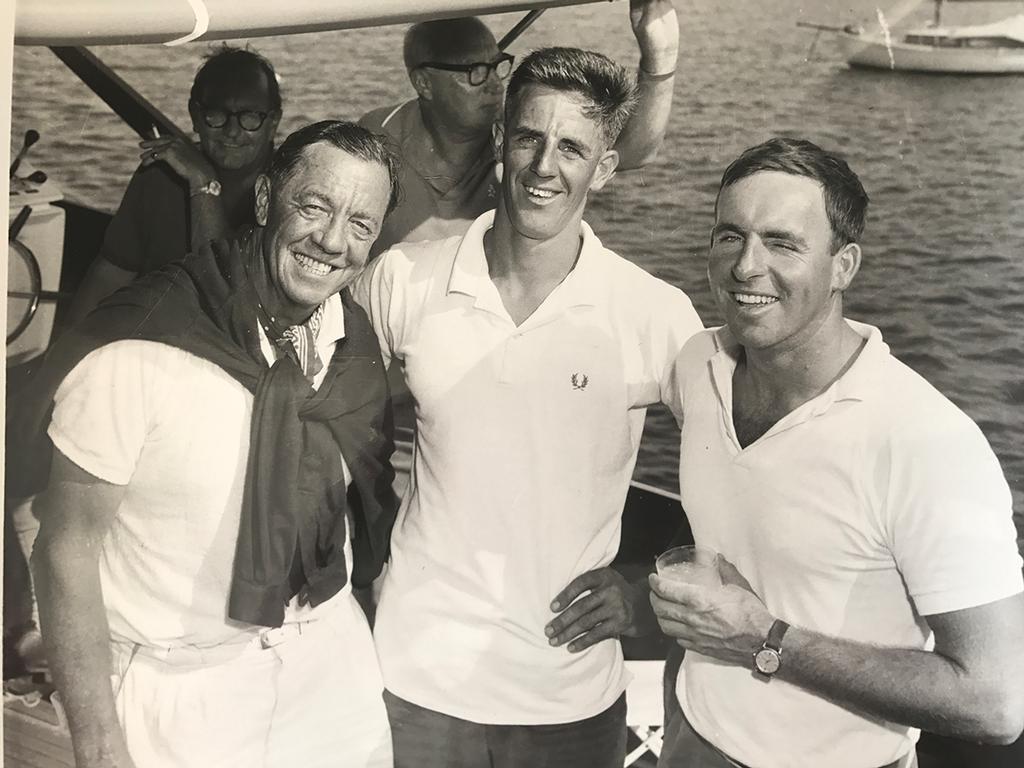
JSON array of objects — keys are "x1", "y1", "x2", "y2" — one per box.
[{"x1": 655, "y1": 545, "x2": 722, "y2": 588}]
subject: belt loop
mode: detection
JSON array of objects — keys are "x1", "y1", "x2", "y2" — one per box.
[{"x1": 112, "y1": 643, "x2": 142, "y2": 699}]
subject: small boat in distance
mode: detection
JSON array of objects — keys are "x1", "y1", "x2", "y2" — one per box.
[{"x1": 799, "y1": 0, "x2": 1024, "y2": 74}]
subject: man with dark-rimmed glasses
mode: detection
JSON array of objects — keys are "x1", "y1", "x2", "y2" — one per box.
[
  {"x1": 65, "y1": 45, "x2": 282, "y2": 324},
  {"x1": 359, "y1": 0, "x2": 683, "y2": 255}
]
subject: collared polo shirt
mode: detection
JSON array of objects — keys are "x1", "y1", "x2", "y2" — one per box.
[
  {"x1": 669, "y1": 322, "x2": 1023, "y2": 768},
  {"x1": 48, "y1": 292, "x2": 354, "y2": 648},
  {"x1": 360, "y1": 100, "x2": 499, "y2": 255},
  {"x1": 356, "y1": 211, "x2": 703, "y2": 724},
  {"x1": 100, "y1": 160, "x2": 253, "y2": 274}
]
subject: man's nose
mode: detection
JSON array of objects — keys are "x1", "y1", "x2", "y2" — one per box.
[
  {"x1": 483, "y1": 69, "x2": 504, "y2": 95},
  {"x1": 222, "y1": 116, "x2": 242, "y2": 138},
  {"x1": 313, "y1": 218, "x2": 360, "y2": 265},
  {"x1": 732, "y1": 238, "x2": 766, "y2": 281},
  {"x1": 531, "y1": 142, "x2": 557, "y2": 177}
]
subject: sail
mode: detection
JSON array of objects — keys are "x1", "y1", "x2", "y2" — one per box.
[{"x1": 15, "y1": 0, "x2": 606, "y2": 46}]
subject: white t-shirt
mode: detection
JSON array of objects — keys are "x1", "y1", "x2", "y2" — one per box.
[
  {"x1": 48, "y1": 294, "x2": 355, "y2": 648},
  {"x1": 356, "y1": 211, "x2": 704, "y2": 724},
  {"x1": 669, "y1": 322, "x2": 1024, "y2": 768}
]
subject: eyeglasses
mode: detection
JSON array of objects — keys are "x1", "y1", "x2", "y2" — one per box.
[
  {"x1": 198, "y1": 105, "x2": 273, "y2": 132},
  {"x1": 418, "y1": 53, "x2": 515, "y2": 87}
]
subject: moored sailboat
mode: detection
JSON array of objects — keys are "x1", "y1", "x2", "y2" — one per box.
[{"x1": 800, "y1": 0, "x2": 1024, "y2": 74}]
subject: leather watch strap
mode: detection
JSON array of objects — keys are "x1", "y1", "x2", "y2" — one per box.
[{"x1": 765, "y1": 619, "x2": 789, "y2": 651}]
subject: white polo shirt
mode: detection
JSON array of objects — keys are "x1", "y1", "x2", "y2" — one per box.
[
  {"x1": 669, "y1": 322, "x2": 1023, "y2": 768},
  {"x1": 356, "y1": 211, "x2": 703, "y2": 724},
  {"x1": 48, "y1": 293, "x2": 355, "y2": 648}
]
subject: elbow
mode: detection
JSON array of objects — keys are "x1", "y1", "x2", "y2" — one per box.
[
  {"x1": 968, "y1": 688, "x2": 1024, "y2": 745},
  {"x1": 615, "y1": 148, "x2": 659, "y2": 173},
  {"x1": 986, "y1": 710, "x2": 1024, "y2": 747}
]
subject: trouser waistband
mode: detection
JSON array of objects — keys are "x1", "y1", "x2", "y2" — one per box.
[
  {"x1": 677, "y1": 706, "x2": 911, "y2": 768},
  {"x1": 111, "y1": 595, "x2": 357, "y2": 667}
]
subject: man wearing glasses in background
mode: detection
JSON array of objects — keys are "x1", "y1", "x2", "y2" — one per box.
[
  {"x1": 359, "y1": 0, "x2": 681, "y2": 255},
  {"x1": 66, "y1": 45, "x2": 281, "y2": 323}
]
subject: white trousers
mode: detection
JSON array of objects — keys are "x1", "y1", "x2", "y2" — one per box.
[{"x1": 110, "y1": 594, "x2": 393, "y2": 768}]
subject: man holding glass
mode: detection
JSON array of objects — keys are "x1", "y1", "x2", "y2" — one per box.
[
  {"x1": 359, "y1": 0, "x2": 682, "y2": 254},
  {"x1": 651, "y1": 137, "x2": 1024, "y2": 767}
]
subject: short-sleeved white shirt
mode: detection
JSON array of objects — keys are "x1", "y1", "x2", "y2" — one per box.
[
  {"x1": 669, "y1": 322, "x2": 1023, "y2": 768},
  {"x1": 48, "y1": 293, "x2": 355, "y2": 648},
  {"x1": 356, "y1": 211, "x2": 703, "y2": 724}
]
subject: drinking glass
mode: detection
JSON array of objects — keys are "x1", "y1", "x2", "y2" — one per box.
[{"x1": 655, "y1": 545, "x2": 722, "y2": 588}]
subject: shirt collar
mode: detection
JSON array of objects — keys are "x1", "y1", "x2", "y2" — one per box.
[
  {"x1": 710, "y1": 319, "x2": 889, "y2": 408},
  {"x1": 446, "y1": 211, "x2": 609, "y2": 312},
  {"x1": 319, "y1": 291, "x2": 346, "y2": 346}
]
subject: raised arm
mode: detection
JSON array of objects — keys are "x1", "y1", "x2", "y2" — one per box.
[
  {"x1": 139, "y1": 136, "x2": 228, "y2": 254},
  {"x1": 650, "y1": 561, "x2": 1024, "y2": 744},
  {"x1": 32, "y1": 451, "x2": 136, "y2": 768},
  {"x1": 613, "y1": 0, "x2": 680, "y2": 170}
]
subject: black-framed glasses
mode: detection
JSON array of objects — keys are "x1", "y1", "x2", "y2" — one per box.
[
  {"x1": 418, "y1": 53, "x2": 515, "y2": 87},
  {"x1": 197, "y1": 104, "x2": 273, "y2": 132}
]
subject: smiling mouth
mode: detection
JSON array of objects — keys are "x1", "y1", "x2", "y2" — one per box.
[
  {"x1": 732, "y1": 292, "x2": 778, "y2": 306},
  {"x1": 525, "y1": 184, "x2": 558, "y2": 200},
  {"x1": 293, "y1": 252, "x2": 336, "y2": 277}
]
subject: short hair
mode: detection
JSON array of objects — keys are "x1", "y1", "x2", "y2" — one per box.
[
  {"x1": 403, "y1": 17, "x2": 495, "y2": 71},
  {"x1": 504, "y1": 47, "x2": 638, "y2": 146},
  {"x1": 268, "y1": 121, "x2": 402, "y2": 217},
  {"x1": 189, "y1": 45, "x2": 282, "y2": 112},
  {"x1": 718, "y1": 138, "x2": 869, "y2": 248}
]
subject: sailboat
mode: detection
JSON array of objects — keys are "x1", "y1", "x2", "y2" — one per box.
[{"x1": 800, "y1": 0, "x2": 1024, "y2": 74}]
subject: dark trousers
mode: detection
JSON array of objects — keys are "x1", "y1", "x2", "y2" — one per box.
[
  {"x1": 658, "y1": 697, "x2": 916, "y2": 768},
  {"x1": 383, "y1": 689, "x2": 627, "y2": 768}
]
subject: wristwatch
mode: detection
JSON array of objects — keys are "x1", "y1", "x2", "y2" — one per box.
[
  {"x1": 753, "y1": 619, "x2": 789, "y2": 678},
  {"x1": 191, "y1": 179, "x2": 222, "y2": 197}
]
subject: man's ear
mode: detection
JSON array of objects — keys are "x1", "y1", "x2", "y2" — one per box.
[
  {"x1": 588, "y1": 149, "x2": 619, "y2": 192},
  {"x1": 410, "y1": 68, "x2": 432, "y2": 100},
  {"x1": 831, "y1": 242, "x2": 862, "y2": 292},
  {"x1": 266, "y1": 109, "x2": 282, "y2": 138},
  {"x1": 255, "y1": 175, "x2": 271, "y2": 227},
  {"x1": 491, "y1": 121, "x2": 505, "y2": 161}
]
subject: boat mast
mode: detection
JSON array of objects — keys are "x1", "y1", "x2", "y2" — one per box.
[{"x1": 934, "y1": 0, "x2": 944, "y2": 26}]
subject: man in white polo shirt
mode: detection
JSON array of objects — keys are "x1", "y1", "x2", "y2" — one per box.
[
  {"x1": 30, "y1": 122, "x2": 401, "y2": 768},
  {"x1": 356, "y1": 48, "x2": 702, "y2": 767},
  {"x1": 650, "y1": 137, "x2": 1024, "y2": 768}
]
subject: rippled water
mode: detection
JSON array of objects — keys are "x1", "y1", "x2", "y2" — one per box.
[{"x1": 10, "y1": 0, "x2": 1024, "y2": 536}]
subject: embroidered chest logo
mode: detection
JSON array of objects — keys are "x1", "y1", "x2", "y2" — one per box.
[{"x1": 570, "y1": 373, "x2": 589, "y2": 391}]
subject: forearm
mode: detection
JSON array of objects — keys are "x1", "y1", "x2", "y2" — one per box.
[
  {"x1": 780, "y1": 626, "x2": 1020, "y2": 744},
  {"x1": 615, "y1": 69, "x2": 676, "y2": 170},
  {"x1": 616, "y1": 0, "x2": 680, "y2": 170},
  {"x1": 32, "y1": 537, "x2": 132, "y2": 766},
  {"x1": 188, "y1": 185, "x2": 230, "y2": 254}
]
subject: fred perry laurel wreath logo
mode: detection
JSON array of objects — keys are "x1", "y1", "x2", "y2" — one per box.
[{"x1": 570, "y1": 373, "x2": 589, "y2": 391}]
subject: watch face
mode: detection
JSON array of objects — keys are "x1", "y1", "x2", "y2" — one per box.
[{"x1": 755, "y1": 648, "x2": 781, "y2": 675}]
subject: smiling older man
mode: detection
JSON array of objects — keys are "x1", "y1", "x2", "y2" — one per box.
[
  {"x1": 67, "y1": 45, "x2": 283, "y2": 324},
  {"x1": 360, "y1": 0, "x2": 682, "y2": 255},
  {"x1": 30, "y1": 121, "x2": 401, "y2": 768}
]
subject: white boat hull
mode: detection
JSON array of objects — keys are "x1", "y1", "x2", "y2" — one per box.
[
  {"x1": 844, "y1": 36, "x2": 1024, "y2": 74},
  {"x1": 16, "y1": 0, "x2": 606, "y2": 46}
]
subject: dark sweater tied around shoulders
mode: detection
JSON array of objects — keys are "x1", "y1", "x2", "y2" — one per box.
[{"x1": 6, "y1": 235, "x2": 399, "y2": 627}]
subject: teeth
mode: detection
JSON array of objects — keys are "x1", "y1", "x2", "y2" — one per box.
[
  {"x1": 294, "y1": 253, "x2": 333, "y2": 277},
  {"x1": 525, "y1": 185, "x2": 556, "y2": 199},
  {"x1": 734, "y1": 293, "x2": 778, "y2": 305}
]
